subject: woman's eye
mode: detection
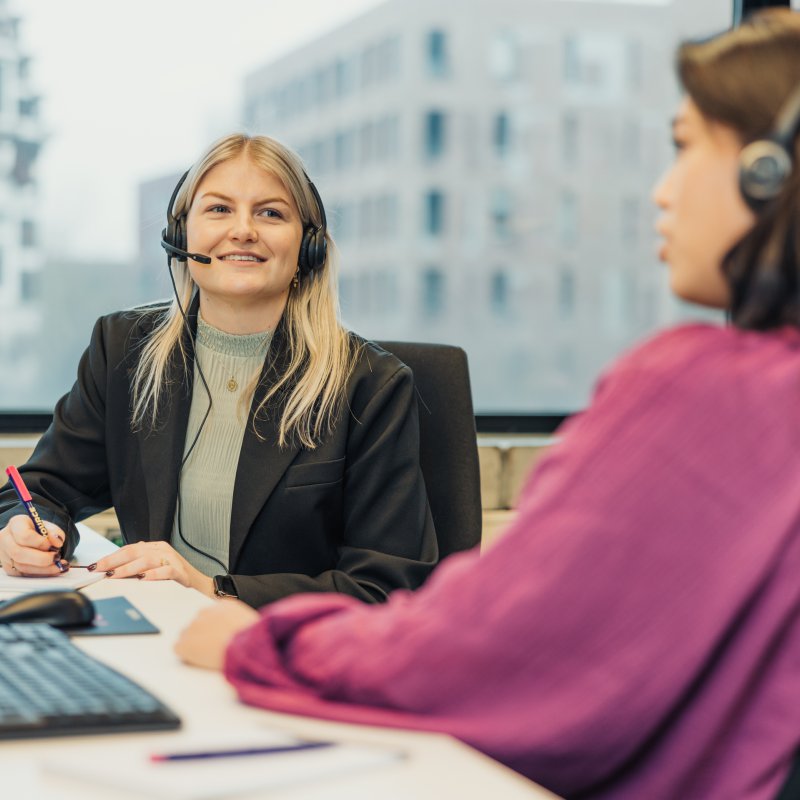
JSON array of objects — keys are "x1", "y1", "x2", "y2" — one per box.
[
  {"x1": 208, "y1": 205, "x2": 230, "y2": 213},
  {"x1": 259, "y1": 208, "x2": 283, "y2": 219},
  {"x1": 672, "y1": 137, "x2": 686, "y2": 153}
]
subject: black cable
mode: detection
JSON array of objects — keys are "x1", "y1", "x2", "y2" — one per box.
[{"x1": 165, "y1": 259, "x2": 229, "y2": 575}]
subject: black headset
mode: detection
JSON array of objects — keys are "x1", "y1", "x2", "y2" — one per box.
[
  {"x1": 739, "y1": 82, "x2": 800, "y2": 212},
  {"x1": 160, "y1": 169, "x2": 328, "y2": 277}
]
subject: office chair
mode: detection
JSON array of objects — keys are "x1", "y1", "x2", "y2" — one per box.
[
  {"x1": 376, "y1": 341, "x2": 482, "y2": 559},
  {"x1": 776, "y1": 754, "x2": 800, "y2": 800}
]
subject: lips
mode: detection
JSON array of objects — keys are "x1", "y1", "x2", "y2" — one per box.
[{"x1": 218, "y1": 253, "x2": 266, "y2": 263}]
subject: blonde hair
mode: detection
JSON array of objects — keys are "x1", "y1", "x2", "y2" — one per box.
[{"x1": 131, "y1": 133, "x2": 357, "y2": 449}]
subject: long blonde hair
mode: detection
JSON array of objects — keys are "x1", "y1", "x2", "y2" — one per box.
[{"x1": 131, "y1": 133, "x2": 357, "y2": 449}]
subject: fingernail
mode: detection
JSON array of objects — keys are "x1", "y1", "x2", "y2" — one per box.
[
  {"x1": 105, "y1": 569, "x2": 115, "y2": 577},
  {"x1": 48, "y1": 546, "x2": 60, "y2": 553},
  {"x1": 136, "y1": 573, "x2": 146, "y2": 580},
  {"x1": 55, "y1": 560, "x2": 69, "y2": 573},
  {"x1": 87, "y1": 563, "x2": 97, "y2": 572}
]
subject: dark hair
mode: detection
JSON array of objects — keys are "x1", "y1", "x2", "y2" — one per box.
[{"x1": 677, "y1": 9, "x2": 800, "y2": 330}]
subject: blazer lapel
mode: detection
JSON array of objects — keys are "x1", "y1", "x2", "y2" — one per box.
[{"x1": 229, "y1": 321, "x2": 301, "y2": 568}]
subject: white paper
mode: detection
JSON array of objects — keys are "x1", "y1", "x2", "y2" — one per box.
[
  {"x1": 45, "y1": 732, "x2": 403, "y2": 799},
  {"x1": 0, "y1": 569, "x2": 105, "y2": 599}
]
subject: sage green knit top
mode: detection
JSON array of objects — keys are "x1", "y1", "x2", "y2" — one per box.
[{"x1": 171, "y1": 315, "x2": 273, "y2": 576}]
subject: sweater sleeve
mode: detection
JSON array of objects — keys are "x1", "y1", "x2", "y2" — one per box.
[{"x1": 224, "y1": 328, "x2": 800, "y2": 794}]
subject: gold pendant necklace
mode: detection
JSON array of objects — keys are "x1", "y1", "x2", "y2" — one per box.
[{"x1": 227, "y1": 376, "x2": 238, "y2": 392}]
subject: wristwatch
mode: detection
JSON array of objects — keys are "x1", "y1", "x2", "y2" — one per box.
[{"x1": 213, "y1": 574, "x2": 239, "y2": 599}]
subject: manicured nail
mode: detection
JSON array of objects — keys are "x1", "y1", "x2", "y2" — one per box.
[
  {"x1": 137, "y1": 573, "x2": 146, "y2": 580},
  {"x1": 48, "y1": 546, "x2": 60, "y2": 553},
  {"x1": 105, "y1": 569, "x2": 115, "y2": 577},
  {"x1": 55, "y1": 559, "x2": 69, "y2": 573},
  {"x1": 87, "y1": 563, "x2": 97, "y2": 572}
]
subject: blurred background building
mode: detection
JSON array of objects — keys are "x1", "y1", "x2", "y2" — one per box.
[
  {"x1": 0, "y1": 0, "x2": 45, "y2": 406},
  {"x1": 238, "y1": 0, "x2": 720, "y2": 410}
]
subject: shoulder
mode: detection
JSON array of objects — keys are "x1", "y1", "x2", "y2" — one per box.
[
  {"x1": 588, "y1": 322, "x2": 800, "y2": 419},
  {"x1": 90, "y1": 302, "x2": 170, "y2": 347},
  {"x1": 344, "y1": 335, "x2": 413, "y2": 408}
]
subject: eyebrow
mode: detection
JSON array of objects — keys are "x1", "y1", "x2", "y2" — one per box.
[{"x1": 200, "y1": 191, "x2": 292, "y2": 207}]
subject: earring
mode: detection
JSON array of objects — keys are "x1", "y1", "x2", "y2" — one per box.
[{"x1": 292, "y1": 269, "x2": 300, "y2": 289}]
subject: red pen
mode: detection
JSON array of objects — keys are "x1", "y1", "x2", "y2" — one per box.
[{"x1": 5, "y1": 465, "x2": 68, "y2": 571}]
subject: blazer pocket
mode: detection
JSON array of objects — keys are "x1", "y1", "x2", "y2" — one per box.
[{"x1": 285, "y1": 457, "x2": 345, "y2": 488}]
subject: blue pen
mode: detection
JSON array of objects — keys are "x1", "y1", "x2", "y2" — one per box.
[{"x1": 149, "y1": 740, "x2": 335, "y2": 762}]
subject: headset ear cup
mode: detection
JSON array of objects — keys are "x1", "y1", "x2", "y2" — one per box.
[
  {"x1": 298, "y1": 227, "x2": 312, "y2": 275},
  {"x1": 739, "y1": 139, "x2": 793, "y2": 212}
]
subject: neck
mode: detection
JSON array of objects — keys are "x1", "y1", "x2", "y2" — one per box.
[{"x1": 198, "y1": 293, "x2": 288, "y2": 334}]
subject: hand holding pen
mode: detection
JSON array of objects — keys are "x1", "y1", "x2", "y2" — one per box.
[{"x1": 0, "y1": 466, "x2": 69, "y2": 577}]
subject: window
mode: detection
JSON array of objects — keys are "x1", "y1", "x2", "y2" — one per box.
[
  {"x1": 20, "y1": 270, "x2": 40, "y2": 302},
  {"x1": 422, "y1": 268, "x2": 445, "y2": 316},
  {"x1": 491, "y1": 188, "x2": 512, "y2": 239},
  {"x1": 558, "y1": 268, "x2": 576, "y2": 320},
  {"x1": 562, "y1": 112, "x2": 579, "y2": 166},
  {"x1": 493, "y1": 112, "x2": 510, "y2": 157},
  {"x1": 21, "y1": 219, "x2": 36, "y2": 247},
  {"x1": 558, "y1": 192, "x2": 578, "y2": 246},
  {"x1": 0, "y1": 0, "x2": 732, "y2": 419},
  {"x1": 424, "y1": 111, "x2": 446, "y2": 159},
  {"x1": 427, "y1": 30, "x2": 448, "y2": 77},
  {"x1": 490, "y1": 270, "x2": 509, "y2": 316},
  {"x1": 424, "y1": 190, "x2": 445, "y2": 236}
]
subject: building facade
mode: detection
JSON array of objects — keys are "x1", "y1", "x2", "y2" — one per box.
[
  {"x1": 0, "y1": 0, "x2": 46, "y2": 406},
  {"x1": 242, "y1": 0, "x2": 726, "y2": 411}
]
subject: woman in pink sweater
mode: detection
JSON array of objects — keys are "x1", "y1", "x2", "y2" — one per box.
[{"x1": 176, "y1": 10, "x2": 800, "y2": 799}]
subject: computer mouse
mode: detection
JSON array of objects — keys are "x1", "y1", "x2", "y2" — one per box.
[{"x1": 0, "y1": 590, "x2": 95, "y2": 628}]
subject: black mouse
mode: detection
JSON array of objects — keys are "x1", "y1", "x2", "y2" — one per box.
[{"x1": 0, "y1": 590, "x2": 95, "y2": 628}]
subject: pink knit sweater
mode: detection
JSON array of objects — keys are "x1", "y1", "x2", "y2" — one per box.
[{"x1": 225, "y1": 324, "x2": 800, "y2": 799}]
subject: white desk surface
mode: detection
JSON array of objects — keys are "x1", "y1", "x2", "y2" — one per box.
[{"x1": 1, "y1": 528, "x2": 559, "y2": 800}]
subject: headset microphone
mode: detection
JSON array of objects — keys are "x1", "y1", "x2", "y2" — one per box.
[{"x1": 160, "y1": 238, "x2": 212, "y2": 265}]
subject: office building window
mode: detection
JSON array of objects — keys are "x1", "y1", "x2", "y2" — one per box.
[
  {"x1": 21, "y1": 219, "x2": 36, "y2": 247},
  {"x1": 361, "y1": 44, "x2": 377, "y2": 89},
  {"x1": 558, "y1": 267, "x2": 576, "y2": 320},
  {"x1": 375, "y1": 115, "x2": 400, "y2": 161},
  {"x1": 360, "y1": 121, "x2": 375, "y2": 164},
  {"x1": 335, "y1": 57, "x2": 356, "y2": 97},
  {"x1": 562, "y1": 112, "x2": 579, "y2": 166},
  {"x1": 426, "y1": 30, "x2": 448, "y2": 77},
  {"x1": 622, "y1": 119, "x2": 641, "y2": 167},
  {"x1": 20, "y1": 269, "x2": 40, "y2": 302},
  {"x1": 490, "y1": 270, "x2": 509, "y2": 316},
  {"x1": 378, "y1": 35, "x2": 402, "y2": 82},
  {"x1": 489, "y1": 30, "x2": 519, "y2": 82},
  {"x1": 424, "y1": 190, "x2": 445, "y2": 236},
  {"x1": 359, "y1": 197, "x2": 374, "y2": 240},
  {"x1": 424, "y1": 110, "x2": 446, "y2": 159},
  {"x1": 621, "y1": 196, "x2": 640, "y2": 243},
  {"x1": 493, "y1": 112, "x2": 511, "y2": 158},
  {"x1": 564, "y1": 37, "x2": 580, "y2": 83},
  {"x1": 375, "y1": 194, "x2": 399, "y2": 238},
  {"x1": 558, "y1": 191, "x2": 578, "y2": 246},
  {"x1": 491, "y1": 188, "x2": 512, "y2": 239},
  {"x1": 422, "y1": 267, "x2": 445, "y2": 316},
  {"x1": 334, "y1": 129, "x2": 356, "y2": 171}
]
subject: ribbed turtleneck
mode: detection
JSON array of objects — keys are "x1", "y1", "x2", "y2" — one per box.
[{"x1": 171, "y1": 314, "x2": 273, "y2": 577}]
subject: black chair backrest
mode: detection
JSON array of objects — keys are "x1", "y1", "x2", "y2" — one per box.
[
  {"x1": 776, "y1": 753, "x2": 800, "y2": 800},
  {"x1": 377, "y1": 341, "x2": 482, "y2": 559}
]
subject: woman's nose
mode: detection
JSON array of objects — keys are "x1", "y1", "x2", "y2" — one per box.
[{"x1": 229, "y1": 213, "x2": 258, "y2": 242}]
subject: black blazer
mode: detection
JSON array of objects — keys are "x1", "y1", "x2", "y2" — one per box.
[{"x1": 0, "y1": 302, "x2": 438, "y2": 607}]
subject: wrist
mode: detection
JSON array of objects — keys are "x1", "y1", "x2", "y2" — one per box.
[{"x1": 192, "y1": 573, "x2": 215, "y2": 598}]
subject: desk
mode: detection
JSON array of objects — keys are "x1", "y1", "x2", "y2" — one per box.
[{"x1": 2, "y1": 529, "x2": 559, "y2": 800}]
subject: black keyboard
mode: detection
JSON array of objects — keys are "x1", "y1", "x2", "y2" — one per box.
[{"x1": 0, "y1": 623, "x2": 181, "y2": 739}]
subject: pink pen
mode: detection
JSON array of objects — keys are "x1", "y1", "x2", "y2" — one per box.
[
  {"x1": 5, "y1": 466, "x2": 68, "y2": 571},
  {"x1": 5, "y1": 466, "x2": 49, "y2": 539}
]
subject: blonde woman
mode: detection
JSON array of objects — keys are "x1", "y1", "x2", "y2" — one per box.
[{"x1": 0, "y1": 134, "x2": 438, "y2": 608}]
